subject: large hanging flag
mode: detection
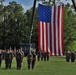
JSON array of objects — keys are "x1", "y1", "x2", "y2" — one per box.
[{"x1": 38, "y1": 4, "x2": 64, "y2": 56}]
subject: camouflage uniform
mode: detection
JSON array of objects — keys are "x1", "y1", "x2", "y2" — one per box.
[
  {"x1": 71, "y1": 51, "x2": 75, "y2": 62},
  {"x1": 16, "y1": 50, "x2": 22, "y2": 70},
  {"x1": 44, "y1": 52, "x2": 46, "y2": 61},
  {"x1": 20, "y1": 48, "x2": 24, "y2": 69},
  {"x1": 5, "y1": 50, "x2": 10, "y2": 69},
  {"x1": 37, "y1": 52, "x2": 40, "y2": 61},
  {"x1": 66, "y1": 51, "x2": 70, "y2": 62},
  {"x1": 9, "y1": 50, "x2": 13, "y2": 69},
  {"x1": 32, "y1": 52, "x2": 36, "y2": 69},
  {"x1": 27, "y1": 52, "x2": 33, "y2": 70},
  {"x1": 0, "y1": 50, "x2": 2, "y2": 67},
  {"x1": 46, "y1": 52, "x2": 50, "y2": 61},
  {"x1": 41, "y1": 51, "x2": 44, "y2": 61}
]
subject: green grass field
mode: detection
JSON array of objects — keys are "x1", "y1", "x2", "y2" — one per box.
[{"x1": 0, "y1": 56, "x2": 76, "y2": 75}]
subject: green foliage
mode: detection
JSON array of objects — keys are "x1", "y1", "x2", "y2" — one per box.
[
  {"x1": 0, "y1": 0, "x2": 76, "y2": 52},
  {"x1": 64, "y1": 4, "x2": 76, "y2": 51},
  {"x1": 67, "y1": 40, "x2": 76, "y2": 51},
  {"x1": 0, "y1": 57, "x2": 76, "y2": 75},
  {"x1": 0, "y1": 1, "x2": 29, "y2": 48}
]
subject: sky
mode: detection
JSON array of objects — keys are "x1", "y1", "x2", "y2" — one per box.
[{"x1": 3, "y1": 0, "x2": 72, "y2": 12}]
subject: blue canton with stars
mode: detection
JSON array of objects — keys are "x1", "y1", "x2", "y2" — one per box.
[{"x1": 38, "y1": 4, "x2": 52, "y2": 23}]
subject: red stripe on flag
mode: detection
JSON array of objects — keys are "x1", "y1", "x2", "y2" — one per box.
[
  {"x1": 50, "y1": 24, "x2": 52, "y2": 55},
  {"x1": 38, "y1": 21, "x2": 40, "y2": 52},
  {"x1": 62, "y1": 5, "x2": 64, "y2": 55},
  {"x1": 54, "y1": 6, "x2": 56, "y2": 56},
  {"x1": 58, "y1": 6, "x2": 60, "y2": 56},
  {"x1": 42, "y1": 22, "x2": 44, "y2": 52},
  {"x1": 46, "y1": 23, "x2": 48, "y2": 52}
]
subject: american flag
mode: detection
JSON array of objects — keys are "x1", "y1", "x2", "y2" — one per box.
[{"x1": 38, "y1": 4, "x2": 64, "y2": 56}]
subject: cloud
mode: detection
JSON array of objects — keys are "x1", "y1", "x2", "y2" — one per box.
[
  {"x1": 62, "y1": 0, "x2": 72, "y2": 5},
  {"x1": 3, "y1": 1, "x2": 32, "y2": 12},
  {"x1": 3, "y1": 1, "x2": 34, "y2": 12},
  {"x1": 3, "y1": 2, "x2": 9, "y2": 6},
  {"x1": 21, "y1": 4, "x2": 32, "y2": 12},
  {"x1": 23, "y1": 1, "x2": 42, "y2": 12},
  {"x1": 3, "y1": 0, "x2": 73, "y2": 13}
]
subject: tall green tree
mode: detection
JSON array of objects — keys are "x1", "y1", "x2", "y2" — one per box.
[
  {"x1": 64, "y1": 3, "x2": 76, "y2": 51},
  {"x1": 0, "y1": 1, "x2": 28, "y2": 48}
]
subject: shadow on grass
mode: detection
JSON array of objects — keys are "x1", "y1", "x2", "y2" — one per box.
[
  {"x1": 51, "y1": 61, "x2": 66, "y2": 62},
  {"x1": 0, "y1": 67, "x2": 28, "y2": 71},
  {"x1": 0, "y1": 67, "x2": 17, "y2": 70}
]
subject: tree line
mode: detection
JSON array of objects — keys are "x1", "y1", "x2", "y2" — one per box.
[{"x1": 0, "y1": 0, "x2": 76, "y2": 52}]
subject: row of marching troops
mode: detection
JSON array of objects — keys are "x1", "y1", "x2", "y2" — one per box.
[
  {"x1": 0, "y1": 48, "x2": 24, "y2": 70},
  {"x1": 37, "y1": 51, "x2": 50, "y2": 61},
  {"x1": 66, "y1": 51, "x2": 76, "y2": 62},
  {"x1": 0, "y1": 48, "x2": 36, "y2": 70}
]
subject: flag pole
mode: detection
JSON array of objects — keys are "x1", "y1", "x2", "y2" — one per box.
[{"x1": 29, "y1": 0, "x2": 36, "y2": 44}]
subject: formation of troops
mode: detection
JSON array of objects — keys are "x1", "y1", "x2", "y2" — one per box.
[
  {"x1": 1, "y1": 48, "x2": 76, "y2": 70},
  {"x1": 0, "y1": 48, "x2": 24, "y2": 70},
  {"x1": 37, "y1": 51, "x2": 50, "y2": 61},
  {"x1": 66, "y1": 50, "x2": 76, "y2": 62},
  {"x1": 0, "y1": 48, "x2": 50, "y2": 70},
  {"x1": 0, "y1": 48, "x2": 38, "y2": 70},
  {"x1": 27, "y1": 51, "x2": 36, "y2": 70}
]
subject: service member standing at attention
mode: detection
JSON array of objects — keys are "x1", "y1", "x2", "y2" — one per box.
[
  {"x1": 41, "y1": 50, "x2": 44, "y2": 61},
  {"x1": 46, "y1": 52, "x2": 50, "y2": 61},
  {"x1": 20, "y1": 48, "x2": 24, "y2": 69},
  {"x1": 37, "y1": 51, "x2": 40, "y2": 61},
  {"x1": 4, "y1": 49, "x2": 10, "y2": 69},
  {"x1": 32, "y1": 51, "x2": 36, "y2": 69},
  {"x1": 66, "y1": 50, "x2": 70, "y2": 62},
  {"x1": 20, "y1": 48, "x2": 24, "y2": 60},
  {"x1": 0, "y1": 49, "x2": 2, "y2": 67},
  {"x1": 16, "y1": 49, "x2": 22, "y2": 70},
  {"x1": 27, "y1": 51, "x2": 33, "y2": 70},
  {"x1": 9, "y1": 49, "x2": 13, "y2": 69},
  {"x1": 16, "y1": 50, "x2": 19, "y2": 69},
  {"x1": 71, "y1": 51, "x2": 75, "y2": 62},
  {"x1": 44, "y1": 52, "x2": 46, "y2": 61}
]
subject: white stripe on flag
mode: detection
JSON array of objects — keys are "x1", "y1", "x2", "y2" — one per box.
[
  {"x1": 44, "y1": 22, "x2": 46, "y2": 52},
  {"x1": 40, "y1": 21, "x2": 42, "y2": 51},
  {"x1": 48, "y1": 23, "x2": 50, "y2": 53},
  {"x1": 51, "y1": 6, "x2": 54, "y2": 55},
  {"x1": 60, "y1": 5, "x2": 62, "y2": 55},
  {"x1": 56, "y1": 6, "x2": 58, "y2": 55}
]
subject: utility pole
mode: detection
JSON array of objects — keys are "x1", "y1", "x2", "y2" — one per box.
[
  {"x1": 29, "y1": 0, "x2": 36, "y2": 44},
  {"x1": 72, "y1": 0, "x2": 76, "y2": 11}
]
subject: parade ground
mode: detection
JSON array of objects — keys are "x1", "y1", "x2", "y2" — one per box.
[{"x1": 0, "y1": 56, "x2": 76, "y2": 75}]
